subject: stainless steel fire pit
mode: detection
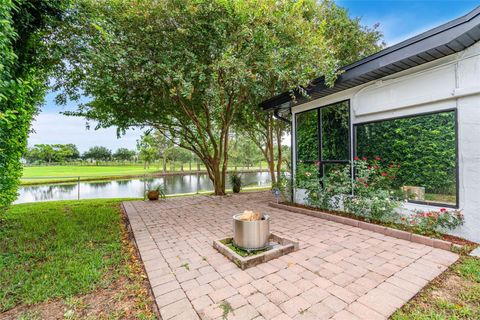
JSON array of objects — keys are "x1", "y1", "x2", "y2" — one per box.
[{"x1": 233, "y1": 214, "x2": 270, "y2": 250}]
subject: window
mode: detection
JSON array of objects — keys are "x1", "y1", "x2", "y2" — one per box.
[
  {"x1": 295, "y1": 101, "x2": 351, "y2": 186},
  {"x1": 355, "y1": 110, "x2": 457, "y2": 207},
  {"x1": 321, "y1": 102, "x2": 350, "y2": 161},
  {"x1": 296, "y1": 109, "x2": 318, "y2": 162}
]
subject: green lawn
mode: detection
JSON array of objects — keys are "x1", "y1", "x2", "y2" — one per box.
[
  {"x1": 392, "y1": 255, "x2": 480, "y2": 320},
  {"x1": 21, "y1": 165, "x2": 161, "y2": 183},
  {"x1": 0, "y1": 199, "x2": 154, "y2": 318},
  {"x1": 21, "y1": 163, "x2": 270, "y2": 185}
]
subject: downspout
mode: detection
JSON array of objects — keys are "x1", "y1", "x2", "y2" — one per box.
[{"x1": 273, "y1": 109, "x2": 291, "y2": 125}]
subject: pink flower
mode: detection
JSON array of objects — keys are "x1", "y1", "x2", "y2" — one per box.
[
  {"x1": 362, "y1": 157, "x2": 367, "y2": 161},
  {"x1": 440, "y1": 208, "x2": 447, "y2": 213},
  {"x1": 354, "y1": 156, "x2": 359, "y2": 161},
  {"x1": 375, "y1": 156, "x2": 381, "y2": 161},
  {"x1": 381, "y1": 172, "x2": 387, "y2": 177}
]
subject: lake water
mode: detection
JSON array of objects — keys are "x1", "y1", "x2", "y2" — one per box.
[{"x1": 15, "y1": 172, "x2": 271, "y2": 204}]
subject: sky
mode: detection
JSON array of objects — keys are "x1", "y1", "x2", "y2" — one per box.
[{"x1": 29, "y1": 0, "x2": 480, "y2": 152}]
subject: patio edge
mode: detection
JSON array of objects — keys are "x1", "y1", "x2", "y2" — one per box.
[
  {"x1": 121, "y1": 201, "x2": 163, "y2": 320},
  {"x1": 269, "y1": 202, "x2": 455, "y2": 251}
]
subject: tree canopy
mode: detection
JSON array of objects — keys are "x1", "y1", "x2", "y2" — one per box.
[
  {"x1": 113, "y1": 148, "x2": 136, "y2": 161},
  {"x1": 0, "y1": 0, "x2": 70, "y2": 208},
  {"x1": 82, "y1": 146, "x2": 111, "y2": 161},
  {"x1": 52, "y1": 0, "x2": 383, "y2": 195},
  {"x1": 24, "y1": 144, "x2": 80, "y2": 163}
]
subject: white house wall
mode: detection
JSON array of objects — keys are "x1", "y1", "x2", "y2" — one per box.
[{"x1": 292, "y1": 41, "x2": 480, "y2": 242}]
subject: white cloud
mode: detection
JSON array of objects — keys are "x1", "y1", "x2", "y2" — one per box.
[{"x1": 28, "y1": 113, "x2": 144, "y2": 152}]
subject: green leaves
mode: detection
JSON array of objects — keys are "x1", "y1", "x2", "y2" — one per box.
[
  {"x1": 50, "y1": 0, "x2": 383, "y2": 194},
  {"x1": 0, "y1": 0, "x2": 70, "y2": 209}
]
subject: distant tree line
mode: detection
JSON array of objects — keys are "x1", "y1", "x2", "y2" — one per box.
[
  {"x1": 23, "y1": 144, "x2": 136, "y2": 164},
  {"x1": 23, "y1": 132, "x2": 290, "y2": 167}
]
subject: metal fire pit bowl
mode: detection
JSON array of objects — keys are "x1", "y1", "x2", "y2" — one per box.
[{"x1": 233, "y1": 213, "x2": 270, "y2": 250}]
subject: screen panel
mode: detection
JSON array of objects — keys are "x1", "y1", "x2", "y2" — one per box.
[
  {"x1": 296, "y1": 109, "x2": 319, "y2": 162},
  {"x1": 356, "y1": 110, "x2": 457, "y2": 206},
  {"x1": 321, "y1": 101, "x2": 350, "y2": 161}
]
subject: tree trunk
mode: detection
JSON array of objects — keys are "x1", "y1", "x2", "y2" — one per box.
[
  {"x1": 267, "y1": 116, "x2": 277, "y2": 185},
  {"x1": 207, "y1": 160, "x2": 226, "y2": 196},
  {"x1": 213, "y1": 171, "x2": 225, "y2": 195},
  {"x1": 220, "y1": 128, "x2": 229, "y2": 194}
]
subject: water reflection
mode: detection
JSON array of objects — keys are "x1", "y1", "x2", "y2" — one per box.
[{"x1": 15, "y1": 172, "x2": 271, "y2": 204}]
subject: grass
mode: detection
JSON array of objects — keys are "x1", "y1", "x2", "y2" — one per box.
[
  {"x1": 392, "y1": 256, "x2": 480, "y2": 320},
  {"x1": 219, "y1": 300, "x2": 234, "y2": 320},
  {"x1": 0, "y1": 199, "x2": 155, "y2": 318},
  {"x1": 425, "y1": 193, "x2": 457, "y2": 205},
  {"x1": 21, "y1": 165, "x2": 162, "y2": 185},
  {"x1": 21, "y1": 164, "x2": 271, "y2": 185},
  {"x1": 219, "y1": 238, "x2": 269, "y2": 257}
]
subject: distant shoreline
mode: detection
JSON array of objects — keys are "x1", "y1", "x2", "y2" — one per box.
[{"x1": 20, "y1": 169, "x2": 270, "y2": 186}]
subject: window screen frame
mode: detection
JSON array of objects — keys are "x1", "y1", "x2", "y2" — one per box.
[
  {"x1": 353, "y1": 108, "x2": 459, "y2": 209},
  {"x1": 295, "y1": 100, "x2": 352, "y2": 179}
]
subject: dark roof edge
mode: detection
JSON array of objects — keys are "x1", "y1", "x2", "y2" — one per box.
[
  {"x1": 342, "y1": 6, "x2": 480, "y2": 71},
  {"x1": 261, "y1": 6, "x2": 480, "y2": 111}
]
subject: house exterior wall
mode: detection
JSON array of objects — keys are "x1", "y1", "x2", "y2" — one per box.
[{"x1": 292, "y1": 42, "x2": 480, "y2": 243}]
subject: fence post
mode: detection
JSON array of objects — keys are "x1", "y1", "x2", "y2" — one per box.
[
  {"x1": 196, "y1": 172, "x2": 199, "y2": 194},
  {"x1": 143, "y1": 174, "x2": 146, "y2": 200},
  {"x1": 77, "y1": 176, "x2": 80, "y2": 200}
]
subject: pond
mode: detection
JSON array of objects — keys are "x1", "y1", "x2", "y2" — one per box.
[{"x1": 15, "y1": 171, "x2": 271, "y2": 204}]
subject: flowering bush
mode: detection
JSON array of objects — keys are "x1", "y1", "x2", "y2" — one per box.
[
  {"x1": 400, "y1": 208, "x2": 464, "y2": 235},
  {"x1": 346, "y1": 157, "x2": 401, "y2": 221},
  {"x1": 297, "y1": 157, "x2": 402, "y2": 222},
  {"x1": 273, "y1": 172, "x2": 293, "y2": 201}
]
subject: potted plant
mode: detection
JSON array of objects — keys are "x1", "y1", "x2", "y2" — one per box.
[
  {"x1": 146, "y1": 185, "x2": 166, "y2": 201},
  {"x1": 229, "y1": 172, "x2": 242, "y2": 193}
]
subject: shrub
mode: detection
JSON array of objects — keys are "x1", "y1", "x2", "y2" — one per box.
[
  {"x1": 272, "y1": 172, "x2": 292, "y2": 201},
  {"x1": 400, "y1": 208, "x2": 464, "y2": 236},
  {"x1": 229, "y1": 172, "x2": 242, "y2": 193},
  {"x1": 297, "y1": 158, "x2": 402, "y2": 222}
]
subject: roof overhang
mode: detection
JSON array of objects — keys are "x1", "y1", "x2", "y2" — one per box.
[{"x1": 260, "y1": 6, "x2": 480, "y2": 111}]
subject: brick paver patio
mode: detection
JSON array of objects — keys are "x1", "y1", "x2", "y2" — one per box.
[{"x1": 123, "y1": 192, "x2": 459, "y2": 320}]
